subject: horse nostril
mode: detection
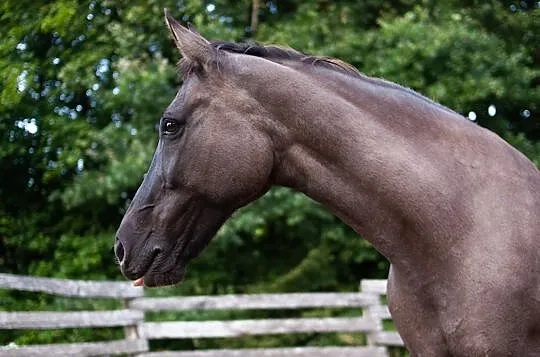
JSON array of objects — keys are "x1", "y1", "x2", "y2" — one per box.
[{"x1": 115, "y1": 237, "x2": 125, "y2": 263}]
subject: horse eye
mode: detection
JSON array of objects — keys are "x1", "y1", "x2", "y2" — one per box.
[{"x1": 161, "y1": 119, "x2": 181, "y2": 135}]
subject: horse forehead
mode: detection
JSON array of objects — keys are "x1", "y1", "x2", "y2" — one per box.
[
  {"x1": 167, "y1": 77, "x2": 209, "y2": 112},
  {"x1": 168, "y1": 57, "x2": 278, "y2": 116}
]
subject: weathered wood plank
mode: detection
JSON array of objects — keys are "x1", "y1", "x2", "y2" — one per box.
[
  {"x1": 373, "y1": 331, "x2": 404, "y2": 346},
  {"x1": 0, "y1": 273, "x2": 142, "y2": 298},
  {"x1": 138, "y1": 346, "x2": 388, "y2": 357},
  {"x1": 141, "y1": 317, "x2": 376, "y2": 339},
  {"x1": 0, "y1": 310, "x2": 144, "y2": 329},
  {"x1": 0, "y1": 339, "x2": 149, "y2": 357},
  {"x1": 129, "y1": 292, "x2": 379, "y2": 311},
  {"x1": 359, "y1": 280, "x2": 387, "y2": 295},
  {"x1": 366, "y1": 305, "x2": 392, "y2": 320}
]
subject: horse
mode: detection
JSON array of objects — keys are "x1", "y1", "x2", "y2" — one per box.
[{"x1": 114, "y1": 10, "x2": 540, "y2": 356}]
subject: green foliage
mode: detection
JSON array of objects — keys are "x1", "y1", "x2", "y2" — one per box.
[
  {"x1": 0, "y1": 0, "x2": 537, "y2": 350},
  {"x1": 359, "y1": 5, "x2": 539, "y2": 133}
]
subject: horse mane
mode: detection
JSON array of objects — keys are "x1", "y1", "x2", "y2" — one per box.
[
  {"x1": 211, "y1": 41, "x2": 362, "y2": 78},
  {"x1": 177, "y1": 40, "x2": 362, "y2": 79},
  {"x1": 177, "y1": 39, "x2": 459, "y2": 117}
]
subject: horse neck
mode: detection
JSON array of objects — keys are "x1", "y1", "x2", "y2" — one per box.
[{"x1": 255, "y1": 64, "x2": 470, "y2": 263}]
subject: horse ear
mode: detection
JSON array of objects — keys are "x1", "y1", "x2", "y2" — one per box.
[{"x1": 164, "y1": 9, "x2": 213, "y2": 67}]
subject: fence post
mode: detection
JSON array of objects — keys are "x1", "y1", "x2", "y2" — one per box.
[
  {"x1": 360, "y1": 279, "x2": 389, "y2": 357},
  {"x1": 123, "y1": 292, "x2": 147, "y2": 356}
]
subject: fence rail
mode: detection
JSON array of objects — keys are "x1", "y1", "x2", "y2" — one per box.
[
  {"x1": 1, "y1": 339, "x2": 149, "y2": 357},
  {"x1": 0, "y1": 273, "x2": 404, "y2": 356},
  {"x1": 0, "y1": 310, "x2": 144, "y2": 329},
  {"x1": 128, "y1": 292, "x2": 379, "y2": 311},
  {"x1": 138, "y1": 347, "x2": 388, "y2": 357},
  {"x1": 0, "y1": 273, "x2": 142, "y2": 298},
  {"x1": 138, "y1": 346, "x2": 389, "y2": 357},
  {"x1": 140, "y1": 316, "x2": 377, "y2": 339}
]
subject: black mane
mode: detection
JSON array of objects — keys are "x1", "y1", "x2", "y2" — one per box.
[
  {"x1": 179, "y1": 39, "x2": 458, "y2": 117},
  {"x1": 210, "y1": 40, "x2": 362, "y2": 78}
]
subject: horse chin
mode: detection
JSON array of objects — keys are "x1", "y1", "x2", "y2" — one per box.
[{"x1": 141, "y1": 265, "x2": 187, "y2": 287}]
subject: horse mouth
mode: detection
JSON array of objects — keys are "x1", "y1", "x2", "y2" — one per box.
[
  {"x1": 132, "y1": 264, "x2": 187, "y2": 287},
  {"x1": 117, "y1": 202, "x2": 232, "y2": 288},
  {"x1": 119, "y1": 245, "x2": 186, "y2": 287},
  {"x1": 129, "y1": 248, "x2": 190, "y2": 287}
]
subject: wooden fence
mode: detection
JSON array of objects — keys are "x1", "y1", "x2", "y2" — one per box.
[{"x1": 0, "y1": 273, "x2": 404, "y2": 356}]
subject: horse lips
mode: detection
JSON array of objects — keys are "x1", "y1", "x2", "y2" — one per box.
[{"x1": 133, "y1": 277, "x2": 144, "y2": 287}]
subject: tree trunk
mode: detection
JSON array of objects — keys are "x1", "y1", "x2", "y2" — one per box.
[{"x1": 250, "y1": 0, "x2": 260, "y2": 35}]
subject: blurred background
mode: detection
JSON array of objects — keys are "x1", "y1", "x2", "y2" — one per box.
[{"x1": 1, "y1": 0, "x2": 538, "y2": 350}]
